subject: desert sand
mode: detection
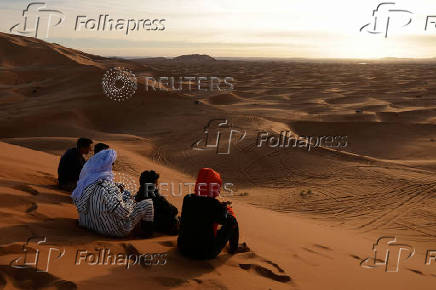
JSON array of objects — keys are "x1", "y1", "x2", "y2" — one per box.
[{"x1": 1, "y1": 32, "x2": 436, "y2": 289}]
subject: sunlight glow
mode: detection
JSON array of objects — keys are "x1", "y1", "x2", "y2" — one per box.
[{"x1": 1, "y1": 0, "x2": 436, "y2": 58}]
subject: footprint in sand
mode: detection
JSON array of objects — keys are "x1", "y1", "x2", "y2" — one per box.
[
  {"x1": 14, "y1": 184, "x2": 39, "y2": 196},
  {"x1": 153, "y1": 276, "x2": 187, "y2": 287},
  {"x1": 0, "y1": 265, "x2": 77, "y2": 290},
  {"x1": 122, "y1": 243, "x2": 150, "y2": 268},
  {"x1": 239, "y1": 263, "x2": 292, "y2": 283},
  {"x1": 156, "y1": 277, "x2": 228, "y2": 290},
  {"x1": 349, "y1": 254, "x2": 361, "y2": 261},
  {"x1": 0, "y1": 244, "x2": 29, "y2": 256},
  {"x1": 292, "y1": 253, "x2": 318, "y2": 266},
  {"x1": 236, "y1": 250, "x2": 292, "y2": 284},
  {"x1": 121, "y1": 243, "x2": 140, "y2": 256},
  {"x1": 262, "y1": 259, "x2": 285, "y2": 273},
  {"x1": 158, "y1": 240, "x2": 177, "y2": 248},
  {"x1": 192, "y1": 278, "x2": 202, "y2": 284},
  {"x1": 350, "y1": 253, "x2": 385, "y2": 264},
  {"x1": 313, "y1": 244, "x2": 332, "y2": 251},
  {"x1": 407, "y1": 268, "x2": 424, "y2": 276},
  {"x1": 301, "y1": 246, "x2": 333, "y2": 259},
  {"x1": 26, "y1": 202, "x2": 38, "y2": 213}
]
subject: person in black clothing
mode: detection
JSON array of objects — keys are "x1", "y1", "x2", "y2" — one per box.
[
  {"x1": 135, "y1": 170, "x2": 179, "y2": 235},
  {"x1": 57, "y1": 138, "x2": 93, "y2": 192},
  {"x1": 177, "y1": 168, "x2": 240, "y2": 259},
  {"x1": 94, "y1": 143, "x2": 109, "y2": 154}
]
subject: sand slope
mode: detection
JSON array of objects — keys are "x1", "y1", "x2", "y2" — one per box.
[{"x1": 1, "y1": 142, "x2": 435, "y2": 290}]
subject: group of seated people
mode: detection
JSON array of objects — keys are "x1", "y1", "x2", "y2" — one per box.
[{"x1": 58, "y1": 138, "x2": 244, "y2": 259}]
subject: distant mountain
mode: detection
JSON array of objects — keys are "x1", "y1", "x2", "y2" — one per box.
[
  {"x1": 173, "y1": 54, "x2": 216, "y2": 62},
  {"x1": 130, "y1": 57, "x2": 170, "y2": 64},
  {"x1": 129, "y1": 54, "x2": 216, "y2": 65}
]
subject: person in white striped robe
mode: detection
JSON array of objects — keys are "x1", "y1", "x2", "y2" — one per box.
[{"x1": 71, "y1": 149, "x2": 153, "y2": 237}]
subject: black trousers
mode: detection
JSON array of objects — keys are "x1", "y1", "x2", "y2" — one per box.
[
  {"x1": 178, "y1": 215, "x2": 239, "y2": 259},
  {"x1": 212, "y1": 215, "x2": 239, "y2": 257}
]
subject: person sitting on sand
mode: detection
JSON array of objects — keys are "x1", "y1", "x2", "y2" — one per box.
[
  {"x1": 71, "y1": 149, "x2": 154, "y2": 237},
  {"x1": 58, "y1": 138, "x2": 93, "y2": 192},
  {"x1": 177, "y1": 168, "x2": 240, "y2": 259},
  {"x1": 94, "y1": 142, "x2": 109, "y2": 154},
  {"x1": 135, "y1": 170, "x2": 180, "y2": 235}
]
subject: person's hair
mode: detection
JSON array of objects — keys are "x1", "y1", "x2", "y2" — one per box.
[
  {"x1": 77, "y1": 138, "x2": 93, "y2": 149},
  {"x1": 139, "y1": 170, "x2": 160, "y2": 185},
  {"x1": 94, "y1": 143, "x2": 109, "y2": 154},
  {"x1": 136, "y1": 170, "x2": 160, "y2": 202}
]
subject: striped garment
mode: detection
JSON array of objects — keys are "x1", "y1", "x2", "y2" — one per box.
[{"x1": 73, "y1": 179, "x2": 153, "y2": 237}]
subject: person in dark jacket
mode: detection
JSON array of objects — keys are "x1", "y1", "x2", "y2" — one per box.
[
  {"x1": 94, "y1": 143, "x2": 109, "y2": 154},
  {"x1": 135, "y1": 170, "x2": 179, "y2": 235},
  {"x1": 58, "y1": 138, "x2": 93, "y2": 192},
  {"x1": 177, "y1": 168, "x2": 240, "y2": 259}
]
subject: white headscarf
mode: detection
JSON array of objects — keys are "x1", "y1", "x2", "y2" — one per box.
[{"x1": 71, "y1": 149, "x2": 117, "y2": 200}]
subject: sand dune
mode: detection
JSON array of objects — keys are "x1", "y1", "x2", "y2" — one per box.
[
  {"x1": 1, "y1": 33, "x2": 436, "y2": 289},
  {"x1": 207, "y1": 92, "x2": 242, "y2": 105},
  {"x1": 1, "y1": 142, "x2": 435, "y2": 290}
]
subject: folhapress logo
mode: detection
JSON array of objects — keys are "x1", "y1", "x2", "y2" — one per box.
[
  {"x1": 360, "y1": 236, "x2": 415, "y2": 272},
  {"x1": 360, "y1": 2, "x2": 413, "y2": 38},
  {"x1": 9, "y1": 236, "x2": 65, "y2": 273},
  {"x1": 9, "y1": 2, "x2": 166, "y2": 39},
  {"x1": 10, "y1": 2, "x2": 65, "y2": 38},
  {"x1": 9, "y1": 237, "x2": 167, "y2": 271},
  {"x1": 192, "y1": 119, "x2": 246, "y2": 155}
]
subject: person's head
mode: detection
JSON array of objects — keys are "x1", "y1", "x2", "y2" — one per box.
[
  {"x1": 94, "y1": 143, "x2": 110, "y2": 154},
  {"x1": 71, "y1": 149, "x2": 117, "y2": 199},
  {"x1": 195, "y1": 168, "x2": 222, "y2": 198},
  {"x1": 76, "y1": 138, "x2": 93, "y2": 155},
  {"x1": 139, "y1": 170, "x2": 160, "y2": 186}
]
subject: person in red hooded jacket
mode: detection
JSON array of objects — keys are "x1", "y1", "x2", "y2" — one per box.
[{"x1": 177, "y1": 168, "x2": 239, "y2": 259}]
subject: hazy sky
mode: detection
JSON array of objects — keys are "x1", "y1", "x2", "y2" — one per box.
[{"x1": 2, "y1": 0, "x2": 436, "y2": 58}]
